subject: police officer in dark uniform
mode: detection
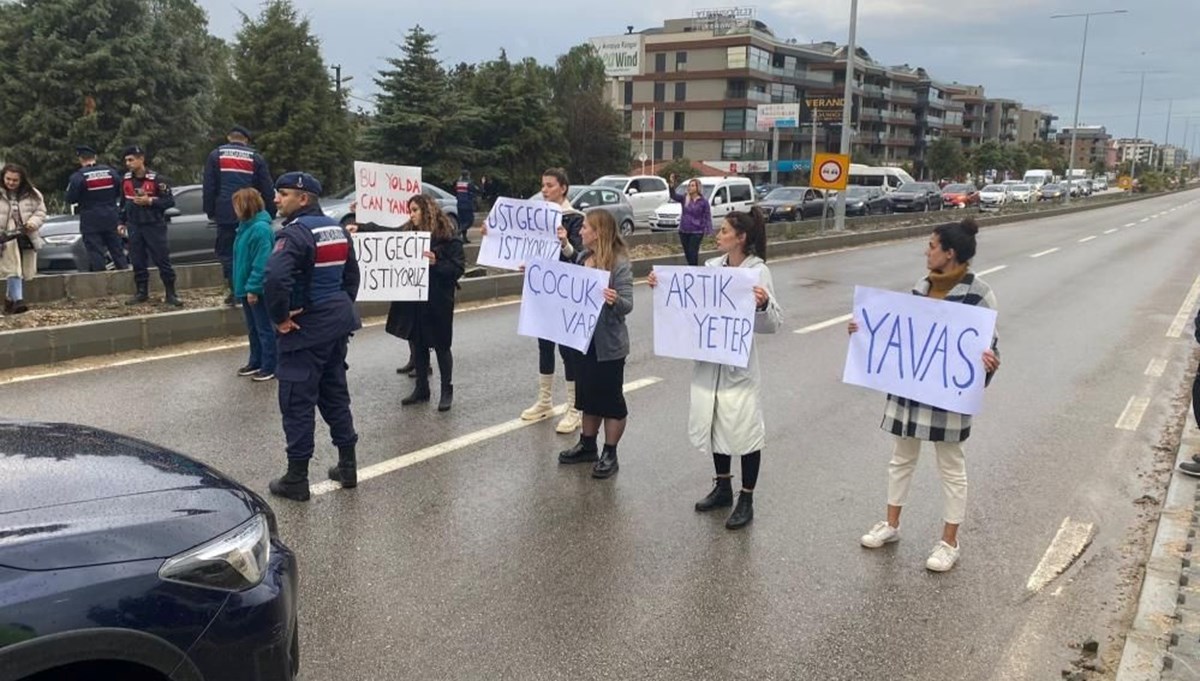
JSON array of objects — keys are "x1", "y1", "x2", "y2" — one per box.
[
  {"x1": 202, "y1": 125, "x2": 276, "y2": 304},
  {"x1": 119, "y1": 145, "x2": 181, "y2": 307},
  {"x1": 65, "y1": 145, "x2": 129, "y2": 272},
  {"x1": 454, "y1": 169, "x2": 479, "y2": 243},
  {"x1": 264, "y1": 172, "x2": 361, "y2": 502}
]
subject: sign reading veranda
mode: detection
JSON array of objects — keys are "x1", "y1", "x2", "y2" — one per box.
[
  {"x1": 477, "y1": 197, "x2": 562, "y2": 271},
  {"x1": 353, "y1": 161, "x2": 421, "y2": 228},
  {"x1": 517, "y1": 259, "x2": 610, "y2": 353},
  {"x1": 353, "y1": 232, "x2": 431, "y2": 302},
  {"x1": 652, "y1": 265, "x2": 759, "y2": 368},
  {"x1": 842, "y1": 286, "x2": 997, "y2": 415}
]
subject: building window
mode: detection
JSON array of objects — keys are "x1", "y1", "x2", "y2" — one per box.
[
  {"x1": 623, "y1": 81, "x2": 633, "y2": 106},
  {"x1": 748, "y1": 46, "x2": 770, "y2": 72},
  {"x1": 722, "y1": 140, "x2": 743, "y2": 160},
  {"x1": 673, "y1": 141, "x2": 685, "y2": 159},
  {"x1": 655, "y1": 53, "x2": 666, "y2": 73},
  {"x1": 674, "y1": 111, "x2": 685, "y2": 130},
  {"x1": 654, "y1": 141, "x2": 664, "y2": 160},
  {"x1": 654, "y1": 110, "x2": 664, "y2": 132},
  {"x1": 675, "y1": 51, "x2": 687, "y2": 65},
  {"x1": 727, "y1": 46, "x2": 747, "y2": 69},
  {"x1": 623, "y1": 110, "x2": 633, "y2": 132},
  {"x1": 653, "y1": 82, "x2": 665, "y2": 103},
  {"x1": 723, "y1": 109, "x2": 758, "y2": 131},
  {"x1": 675, "y1": 82, "x2": 686, "y2": 102}
]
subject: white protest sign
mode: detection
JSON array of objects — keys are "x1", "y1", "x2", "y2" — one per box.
[
  {"x1": 352, "y1": 231, "x2": 431, "y2": 301},
  {"x1": 517, "y1": 259, "x2": 610, "y2": 353},
  {"x1": 652, "y1": 265, "x2": 759, "y2": 368},
  {"x1": 842, "y1": 285, "x2": 998, "y2": 415},
  {"x1": 353, "y1": 161, "x2": 421, "y2": 228},
  {"x1": 477, "y1": 197, "x2": 562, "y2": 271}
]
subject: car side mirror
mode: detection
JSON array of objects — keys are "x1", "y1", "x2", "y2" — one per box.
[
  {"x1": 164, "y1": 207, "x2": 181, "y2": 219},
  {"x1": 626, "y1": 188, "x2": 639, "y2": 196},
  {"x1": 578, "y1": 202, "x2": 591, "y2": 209},
  {"x1": 713, "y1": 196, "x2": 725, "y2": 206}
]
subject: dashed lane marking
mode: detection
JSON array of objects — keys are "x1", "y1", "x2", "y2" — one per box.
[
  {"x1": 1146, "y1": 358, "x2": 1168, "y2": 377},
  {"x1": 1166, "y1": 274, "x2": 1200, "y2": 338},
  {"x1": 1123, "y1": 223, "x2": 1136, "y2": 228},
  {"x1": 310, "y1": 376, "x2": 664, "y2": 495},
  {"x1": 1026, "y1": 517, "x2": 1097, "y2": 593},
  {"x1": 794, "y1": 313, "x2": 853, "y2": 335},
  {"x1": 1115, "y1": 396, "x2": 1151, "y2": 431},
  {"x1": 1030, "y1": 248, "x2": 1060, "y2": 259},
  {"x1": 1107, "y1": 228, "x2": 1121, "y2": 234},
  {"x1": 976, "y1": 265, "x2": 1008, "y2": 276},
  {"x1": 1078, "y1": 236, "x2": 1097, "y2": 243}
]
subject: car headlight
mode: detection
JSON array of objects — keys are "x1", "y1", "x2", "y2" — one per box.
[
  {"x1": 43, "y1": 234, "x2": 82, "y2": 245},
  {"x1": 159, "y1": 514, "x2": 271, "y2": 592}
]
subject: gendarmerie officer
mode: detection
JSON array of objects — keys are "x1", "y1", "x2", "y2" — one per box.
[
  {"x1": 65, "y1": 145, "x2": 129, "y2": 272},
  {"x1": 263, "y1": 172, "x2": 361, "y2": 502},
  {"x1": 119, "y1": 145, "x2": 181, "y2": 307},
  {"x1": 202, "y1": 125, "x2": 276, "y2": 303}
]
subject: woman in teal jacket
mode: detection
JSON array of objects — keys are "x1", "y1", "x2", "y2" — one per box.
[{"x1": 232, "y1": 188, "x2": 277, "y2": 381}]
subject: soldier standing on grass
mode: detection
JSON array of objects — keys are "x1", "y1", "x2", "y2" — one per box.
[{"x1": 119, "y1": 145, "x2": 181, "y2": 307}]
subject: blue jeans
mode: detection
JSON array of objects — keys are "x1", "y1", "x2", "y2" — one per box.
[
  {"x1": 242, "y1": 297, "x2": 277, "y2": 373},
  {"x1": 6, "y1": 276, "x2": 22, "y2": 302}
]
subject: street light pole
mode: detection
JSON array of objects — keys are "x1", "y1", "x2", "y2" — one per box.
[
  {"x1": 1131, "y1": 71, "x2": 1145, "y2": 179},
  {"x1": 1051, "y1": 9, "x2": 1127, "y2": 204},
  {"x1": 834, "y1": 0, "x2": 859, "y2": 231},
  {"x1": 1162, "y1": 99, "x2": 1173, "y2": 172}
]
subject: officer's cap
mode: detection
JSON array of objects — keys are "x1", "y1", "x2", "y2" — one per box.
[
  {"x1": 122, "y1": 144, "x2": 145, "y2": 158},
  {"x1": 228, "y1": 125, "x2": 253, "y2": 140},
  {"x1": 275, "y1": 172, "x2": 322, "y2": 196},
  {"x1": 74, "y1": 145, "x2": 97, "y2": 157}
]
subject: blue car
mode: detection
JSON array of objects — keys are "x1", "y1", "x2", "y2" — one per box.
[{"x1": 0, "y1": 422, "x2": 299, "y2": 681}]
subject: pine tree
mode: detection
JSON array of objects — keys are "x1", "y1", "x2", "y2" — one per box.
[{"x1": 218, "y1": 0, "x2": 353, "y2": 190}]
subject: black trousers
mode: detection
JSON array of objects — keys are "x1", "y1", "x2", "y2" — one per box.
[
  {"x1": 128, "y1": 224, "x2": 175, "y2": 286},
  {"x1": 215, "y1": 223, "x2": 237, "y2": 280},
  {"x1": 679, "y1": 232, "x2": 703, "y2": 266},
  {"x1": 277, "y1": 336, "x2": 358, "y2": 460},
  {"x1": 1193, "y1": 358, "x2": 1200, "y2": 428},
  {"x1": 538, "y1": 338, "x2": 576, "y2": 381},
  {"x1": 83, "y1": 229, "x2": 128, "y2": 272}
]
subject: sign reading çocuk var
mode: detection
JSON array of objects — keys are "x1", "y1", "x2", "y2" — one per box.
[
  {"x1": 652, "y1": 266, "x2": 759, "y2": 368},
  {"x1": 517, "y1": 259, "x2": 610, "y2": 353},
  {"x1": 476, "y1": 197, "x2": 562, "y2": 271},
  {"x1": 842, "y1": 286, "x2": 997, "y2": 415},
  {"x1": 589, "y1": 35, "x2": 644, "y2": 77}
]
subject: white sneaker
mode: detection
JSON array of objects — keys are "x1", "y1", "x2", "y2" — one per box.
[
  {"x1": 925, "y1": 541, "x2": 960, "y2": 572},
  {"x1": 860, "y1": 521, "x2": 899, "y2": 548}
]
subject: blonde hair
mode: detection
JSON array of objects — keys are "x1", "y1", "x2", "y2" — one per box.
[
  {"x1": 232, "y1": 188, "x2": 265, "y2": 222},
  {"x1": 584, "y1": 210, "x2": 626, "y2": 272}
]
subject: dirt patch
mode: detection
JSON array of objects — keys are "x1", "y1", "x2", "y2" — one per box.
[{"x1": 0, "y1": 286, "x2": 230, "y2": 331}]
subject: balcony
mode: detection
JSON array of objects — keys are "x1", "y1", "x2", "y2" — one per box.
[
  {"x1": 749, "y1": 64, "x2": 835, "y2": 85},
  {"x1": 859, "y1": 108, "x2": 884, "y2": 122},
  {"x1": 924, "y1": 115, "x2": 945, "y2": 127},
  {"x1": 862, "y1": 83, "x2": 886, "y2": 98},
  {"x1": 884, "y1": 135, "x2": 917, "y2": 147},
  {"x1": 883, "y1": 110, "x2": 917, "y2": 123},
  {"x1": 891, "y1": 88, "x2": 919, "y2": 102},
  {"x1": 726, "y1": 90, "x2": 772, "y2": 103}
]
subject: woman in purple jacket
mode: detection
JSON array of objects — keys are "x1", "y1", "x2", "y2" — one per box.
[{"x1": 670, "y1": 176, "x2": 712, "y2": 266}]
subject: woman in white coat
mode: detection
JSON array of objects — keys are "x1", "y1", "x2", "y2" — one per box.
[
  {"x1": 0, "y1": 164, "x2": 47, "y2": 314},
  {"x1": 649, "y1": 207, "x2": 781, "y2": 529}
]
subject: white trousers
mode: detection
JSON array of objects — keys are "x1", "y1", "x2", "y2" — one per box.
[{"x1": 886, "y1": 436, "x2": 967, "y2": 525}]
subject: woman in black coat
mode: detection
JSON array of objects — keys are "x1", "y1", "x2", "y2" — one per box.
[{"x1": 384, "y1": 194, "x2": 466, "y2": 411}]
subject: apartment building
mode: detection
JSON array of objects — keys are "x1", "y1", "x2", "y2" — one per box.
[
  {"x1": 1056, "y1": 126, "x2": 1113, "y2": 170},
  {"x1": 1160, "y1": 145, "x2": 1189, "y2": 169},
  {"x1": 1117, "y1": 138, "x2": 1158, "y2": 167},
  {"x1": 1017, "y1": 109, "x2": 1057, "y2": 144}
]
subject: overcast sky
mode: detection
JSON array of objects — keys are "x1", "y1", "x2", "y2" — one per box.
[{"x1": 198, "y1": 0, "x2": 1200, "y2": 146}]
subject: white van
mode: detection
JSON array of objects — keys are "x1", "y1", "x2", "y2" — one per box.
[
  {"x1": 845, "y1": 164, "x2": 916, "y2": 193},
  {"x1": 592, "y1": 175, "x2": 671, "y2": 227},
  {"x1": 1022, "y1": 169, "x2": 1054, "y2": 189},
  {"x1": 648, "y1": 176, "x2": 756, "y2": 232}
]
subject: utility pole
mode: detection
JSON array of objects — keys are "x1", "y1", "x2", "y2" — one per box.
[{"x1": 833, "y1": 0, "x2": 858, "y2": 231}]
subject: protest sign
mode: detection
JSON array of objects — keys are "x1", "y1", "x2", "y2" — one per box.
[
  {"x1": 353, "y1": 231, "x2": 431, "y2": 302},
  {"x1": 477, "y1": 197, "x2": 562, "y2": 271},
  {"x1": 652, "y1": 265, "x2": 759, "y2": 368},
  {"x1": 353, "y1": 161, "x2": 421, "y2": 228},
  {"x1": 517, "y1": 259, "x2": 611, "y2": 352},
  {"x1": 842, "y1": 286, "x2": 997, "y2": 415}
]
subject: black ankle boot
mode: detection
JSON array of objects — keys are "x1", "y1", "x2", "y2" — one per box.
[
  {"x1": 327, "y1": 445, "x2": 357, "y2": 488},
  {"x1": 695, "y1": 477, "x2": 734, "y2": 512},
  {"x1": 725, "y1": 492, "x2": 754, "y2": 530},
  {"x1": 126, "y1": 284, "x2": 149, "y2": 306},
  {"x1": 396, "y1": 358, "x2": 415, "y2": 374},
  {"x1": 269, "y1": 459, "x2": 311, "y2": 502},
  {"x1": 164, "y1": 281, "x2": 183, "y2": 307},
  {"x1": 438, "y1": 385, "x2": 453, "y2": 412},
  {"x1": 558, "y1": 438, "x2": 598, "y2": 464},
  {"x1": 591, "y1": 446, "x2": 619, "y2": 479},
  {"x1": 401, "y1": 378, "x2": 431, "y2": 406},
  {"x1": 10, "y1": 300, "x2": 27, "y2": 314}
]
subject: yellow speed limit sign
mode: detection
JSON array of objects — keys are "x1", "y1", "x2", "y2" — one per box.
[{"x1": 811, "y1": 153, "x2": 850, "y2": 191}]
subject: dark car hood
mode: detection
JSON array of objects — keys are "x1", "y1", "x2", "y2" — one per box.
[
  {"x1": 0, "y1": 422, "x2": 264, "y2": 570},
  {"x1": 759, "y1": 198, "x2": 806, "y2": 207},
  {"x1": 890, "y1": 192, "x2": 923, "y2": 199}
]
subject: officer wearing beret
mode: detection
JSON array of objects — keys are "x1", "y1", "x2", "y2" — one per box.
[
  {"x1": 119, "y1": 145, "x2": 181, "y2": 307},
  {"x1": 263, "y1": 172, "x2": 361, "y2": 502},
  {"x1": 202, "y1": 125, "x2": 276, "y2": 304},
  {"x1": 65, "y1": 145, "x2": 129, "y2": 272}
]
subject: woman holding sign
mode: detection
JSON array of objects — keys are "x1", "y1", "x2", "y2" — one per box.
[
  {"x1": 668, "y1": 176, "x2": 712, "y2": 267},
  {"x1": 647, "y1": 207, "x2": 781, "y2": 530},
  {"x1": 385, "y1": 194, "x2": 465, "y2": 411},
  {"x1": 849, "y1": 218, "x2": 999, "y2": 573},
  {"x1": 554, "y1": 210, "x2": 632, "y2": 479}
]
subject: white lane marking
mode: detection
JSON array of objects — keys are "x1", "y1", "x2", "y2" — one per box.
[
  {"x1": 794, "y1": 313, "x2": 853, "y2": 335},
  {"x1": 1122, "y1": 223, "x2": 1136, "y2": 228},
  {"x1": 1026, "y1": 517, "x2": 1096, "y2": 593},
  {"x1": 1115, "y1": 396, "x2": 1151, "y2": 431},
  {"x1": 976, "y1": 265, "x2": 1008, "y2": 277},
  {"x1": 1106, "y1": 228, "x2": 1120, "y2": 234},
  {"x1": 1030, "y1": 248, "x2": 1060, "y2": 259},
  {"x1": 1078, "y1": 236, "x2": 1097, "y2": 243},
  {"x1": 1145, "y1": 358, "x2": 1168, "y2": 377},
  {"x1": 1140, "y1": 217, "x2": 1151, "y2": 223},
  {"x1": 311, "y1": 377, "x2": 663, "y2": 495},
  {"x1": 0, "y1": 341, "x2": 249, "y2": 386},
  {"x1": 1166, "y1": 274, "x2": 1200, "y2": 338}
]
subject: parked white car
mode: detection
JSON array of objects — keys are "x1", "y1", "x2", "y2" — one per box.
[
  {"x1": 978, "y1": 184, "x2": 1009, "y2": 210},
  {"x1": 648, "y1": 176, "x2": 756, "y2": 232},
  {"x1": 592, "y1": 175, "x2": 671, "y2": 227},
  {"x1": 1007, "y1": 183, "x2": 1034, "y2": 203}
]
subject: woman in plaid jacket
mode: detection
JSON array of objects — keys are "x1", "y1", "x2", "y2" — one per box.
[{"x1": 849, "y1": 218, "x2": 999, "y2": 573}]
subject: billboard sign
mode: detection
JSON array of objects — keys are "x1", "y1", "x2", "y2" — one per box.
[
  {"x1": 589, "y1": 35, "x2": 644, "y2": 77},
  {"x1": 756, "y1": 103, "x2": 800, "y2": 130}
]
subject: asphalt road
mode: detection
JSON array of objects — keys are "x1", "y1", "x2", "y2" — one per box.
[{"x1": 3, "y1": 190, "x2": 1199, "y2": 680}]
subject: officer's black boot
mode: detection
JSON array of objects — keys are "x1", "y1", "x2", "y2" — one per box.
[
  {"x1": 125, "y1": 282, "x2": 149, "y2": 306},
  {"x1": 164, "y1": 281, "x2": 183, "y2": 307},
  {"x1": 268, "y1": 458, "x2": 310, "y2": 502},
  {"x1": 223, "y1": 278, "x2": 236, "y2": 306},
  {"x1": 327, "y1": 445, "x2": 357, "y2": 488},
  {"x1": 401, "y1": 375, "x2": 431, "y2": 406}
]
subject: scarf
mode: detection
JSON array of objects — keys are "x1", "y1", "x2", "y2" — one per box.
[{"x1": 926, "y1": 262, "x2": 969, "y2": 300}]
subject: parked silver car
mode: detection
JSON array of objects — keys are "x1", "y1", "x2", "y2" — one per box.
[
  {"x1": 321, "y1": 183, "x2": 459, "y2": 227},
  {"x1": 525, "y1": 185, "x2": 636, "y2": 236}
]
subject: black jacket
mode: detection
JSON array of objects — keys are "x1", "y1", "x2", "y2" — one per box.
[{"x1": 372, "y1": 225, "x2": 465, "y2": 349}]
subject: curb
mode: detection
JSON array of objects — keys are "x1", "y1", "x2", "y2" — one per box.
[
  {"x1": 0, "y1": 189, "x2": 1185, "y2": 372},
  {"x1": 1116, "y1": 419, "x2": 1198, "y2": 680}
]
